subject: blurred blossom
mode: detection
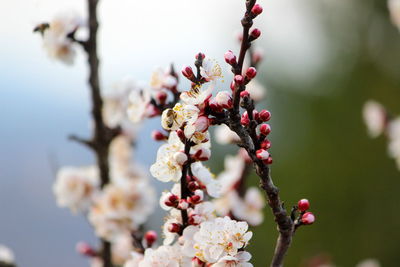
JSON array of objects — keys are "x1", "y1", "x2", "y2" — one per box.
[
  {"x1": 0, "y1": 245, "x2": 15, "y2": 265},
  {"x1": 362, "y1": 101, "x2": 387, "y2": 138},
  {"x1": 355, "y1": 259, "x2": 381, "y2": 267},
  {"x1": 388, "y1": 0, "x2": 400, "y2": 31}
]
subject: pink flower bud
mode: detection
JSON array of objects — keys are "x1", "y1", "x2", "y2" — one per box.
[
  {"x1": 261, "y1": 139, "x2": 271, "y2": 149},
  {"x1": 260, "y1": 124, "x2": 271, "y2": 135},
  {"x1": 215, "y1": 91, "x2": 233, "y2": 109},
  {"x1": 193, "y1": 148, "x2": 211, "y2": 161},
  {"x1": 178, "y1": 199, "x2": 189, "y2": 210},
  {"x1": 250, "y1": 28, "x2": 261, "y2": 39},
  {"x1": 241, "y1": 112, "x2": 250, "y2": 126},
  {"x1": 234, "y1": 75, "x2": 244, "y2": 85},
  {"x1": 301, "y1": 212, "x2": 315, "y2": 225},
  {"x1": 298, "y1": 199, "x2": 310, "y2": 212},
  {"x1": 195, "y1": 52, "x2": 205, "y2": 60},
  {"x1": 224, "y1": 50, "x2": 237, "y2": 65},
  {"x1": 240, "y1": 90, "x2": 250, "y2": 98},
  {"x1": 192, "y1": 257, "x2": 205, "y2": 267},
  {"x1": 173, "y1": 151, "x2": 188, "y2": 165},
  {"x1": 76, "y1": 242, "x2": 96, "y2": 257},
  {"x1": 168, "y1": 223, "x2": 182, "y2": 233},
  {"x1": 256, "y1": 149, "x2": 270, "y2": 160},
  {"x1": 151, "y1": 130, "x2": 167, "y2": 141},
  {"x1": 194, "y1": 116, "x2": 210, "y2": 132},
  {"x1": 155, "y1": 91, "x2": 167, "y2": 105},
  {"x1": 144, "y1": 231, "x2": 158, "y2": 247},
  {"x1": 251, "y1": 4, "x2": 263, "y2": 16},
  {"x1": 252, "y1": 49, "x2": 263, "y2": 64},
  {"x1": 246, "y1": 67, "x2": 257, "y2": 79},
  {"x1": 253, "y1": 109, "x2": 259, "y2": 121},
  {"x1": 182, "y1": 66, "x2": 194, "y2": 79},
  {"x1": 259, "y1": 109, "x2": 271, "y2": 122}
]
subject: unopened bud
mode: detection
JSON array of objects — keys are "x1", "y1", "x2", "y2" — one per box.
[
  {"x1": 264, "y1": 156, "x2": 273, "y2": 165},
  {"x1": 256, "y1": 149, "x2": 269, "y2": 160},
  {"x1": 246, "y1": 67, "x2": 257, "y2": 79},
  {"x1": 250, "y1": 28, "x2": 261, "y2": 39},
  {"x1": 168, "y1": 223, "x2": 182, "y2": 233},
  {"x1": 298, "y1": 199, "x2": 310, "y2": 212},
  {"x1": 155, "y1": 91, "x2": 167, "y2": 105},
  {"x1": 192, "y1": 257, "x2": 205, "y2": 267},
  {"x1": 224, "y1": 50, "x2": 237, "y2": 65},
  {"x1": 240, "y1": 90, "x2": 250, "y2": 98},
  {"x1": 251, "y1": 4, "x2": 263, "y2": 16},
  {"x1": 234, "y1": 75, "x2": 244, "y2": 85},
  {"x1": 178, "y1": 199, "x2": 189, "y2": 210},
  {"x1": 301, "y1": 212, "x2": 315, "y2": 225},
  {"x1": 261, "y1": 139, "x2": 271, "y2": 149},
  {"x1": 260, "y1": 124, "x2": 271, "y2": 135},
  {"x1": 76, "y1": 242, "x2": 96, "y2": 257},
  {"x1": 241, "y1": 112, "x2": 250, "y2": 126},
  {"x1": 182, "y1": 66, "x2": 194, "y2": 79},
  {"x1": 195, "y1": 52, "x2": 205, "y2": 60},
  {"x1": 144, "y1": 230, "x2": 158, "y2": 247},
  {"x1": 193, "y1": 148, "x2": 211, "y2": 161},
  {"x1": 259, "y1": 109, "x2": 271, "y2": 122},
  {"x1": 151, "y1": 130, "x2": 167, "y2": 141}
]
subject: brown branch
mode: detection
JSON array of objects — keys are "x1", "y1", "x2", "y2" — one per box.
[
  {"x1": 180, "y1": 139, "x2": 192, "y2": 230},
  {"x1": 225, "y1": 1, "x2": 296, "y2": 266}
]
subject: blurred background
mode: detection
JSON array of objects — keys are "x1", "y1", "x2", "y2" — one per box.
[{"x1": 1, "y1": 0, "x2": 400, "y2": 266}]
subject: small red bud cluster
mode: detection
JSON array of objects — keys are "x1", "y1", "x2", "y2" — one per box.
[
  {"x1": 296, "y1": 199, "x2": 315, "y2": 225},
  {"x1": 143, "y1": 230, "x2": 158, "y2": 248}
]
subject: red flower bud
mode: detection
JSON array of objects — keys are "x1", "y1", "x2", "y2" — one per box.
[
  {"x1": 251, "y1": 4, "x2": 263, "y2": 16},
  {"x1": 234, "y1": 75, "x2": 244, "y2": 85},
  {"x1": 241, "y1": 112, "x2": 250, "y2": 126},
  {"x1": 240, "y1": 90, "x2": 250, "y2": 98},
  {"x1": 188, "y1": 194, "x2": 202, "y2": 205},
  {"x1": 264, "y1": 156, "x2": 273, "y2": 165},
  {"x1": 168, "y1": 223, "x2": 182, "y2": 233},
  {"x1": 260, "y1": 124, "x2": 271, "y2": 135},
  {"x1": 224, "y1": 50, "x2": 237, "y2": 65},
  {"x1": 155, "y1": 91, "x2": 167, "y2": 105},
  {"x1": 76, "y1": 242, "x2": 96, "y2": 257},
  {"x1": 298, "y1": 199, "x2": 310, "y2": 212},
  {"x1": 151, "y1": 130, "x2": 167, "y2": 141},
  {"x1": 182, "y1": 66, "x2": 194, "y2": 79},
  {"x1": 250, "y1": 28, "x2": 261, "y2": 39},
  {"x1": 301, "y1": 212, "x2": 315, "y2": 225},
  {"x1": 259, "y1": 109, "x2": 271, "y2": 122},
  {"x1": 192, "y1": 257, "x2": 205, "y2": 267},
  {"x1": 261, "y1": 139, "x2": 271, "y2": 149},
  {"x1": 144, "y1": 231, "x2": 158, "y2": 247},
  {"x1": 246, "y1": 67, "x2": 257, "y2": 79}
]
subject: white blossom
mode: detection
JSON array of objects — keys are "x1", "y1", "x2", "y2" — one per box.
[
  {"x1": 200, "y1": 59, "x2": 223, "y2": 82},
  {"x1": 356, "y1": 259, "x2": 381, "y2": 267},
  {"x1": 363, "y1": 101, "x2": 386, "y2": 138},
  {"x1": 0, "y1": 245, "x2": 15, "y2": 264},
  {"x1": 192, "y1": 217, "x2": 252, "y2": 264},
  {"x1": 127, "y1": 86, "x2": 152, "y2": 123},
  {"x1": 189, "y1": 201, "x2": 216, "y2": 225},
  {"x1": 191, "y1": 162, "x2": 221, "y2": 198},
  {"x1": 230, "y1": 188, "x2": 265, "y2": 226},
  {"x1": 42, "y1": 11, "x2": 83, "y2": 64},
  {"x1": 53, "y1": 165, "x2": 99, "y2": 213},
  {"x1": 150, "y1": 132, "x2": 185, "y2": 182},
  {"x1": 245, "y1": 79, "x2": 266, "y2": 102},
  {"x1": 88, "y1": 180, "x2": 155, "y2": 241},
  {"x1": 123, "y1": 251, "x2": 144, "y2": 267},
  {"x1": 112, "y1": 234, "x2": 135, "y2": 265},
  {"x1": 389, "y1": 0, "x2": 400, "y2": 31},
  {"x1": 180, "y1": 84, "x2": 214, "y2": 107},
  {"x1": 215, "y1": 124, "x2": 241, "y2": 145},
  {"x1": 139, "y1": 245, "x2": 190, "y2": 267},
  {"x1": 150, "y1": 68, "x2": 178, "y2": 90},
  {"x1": 217, "y1": 155, "x2": 245, "y2": 195},
  {"x1": 213, "y1": 251, "x2": 253, "y2": 267}
]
